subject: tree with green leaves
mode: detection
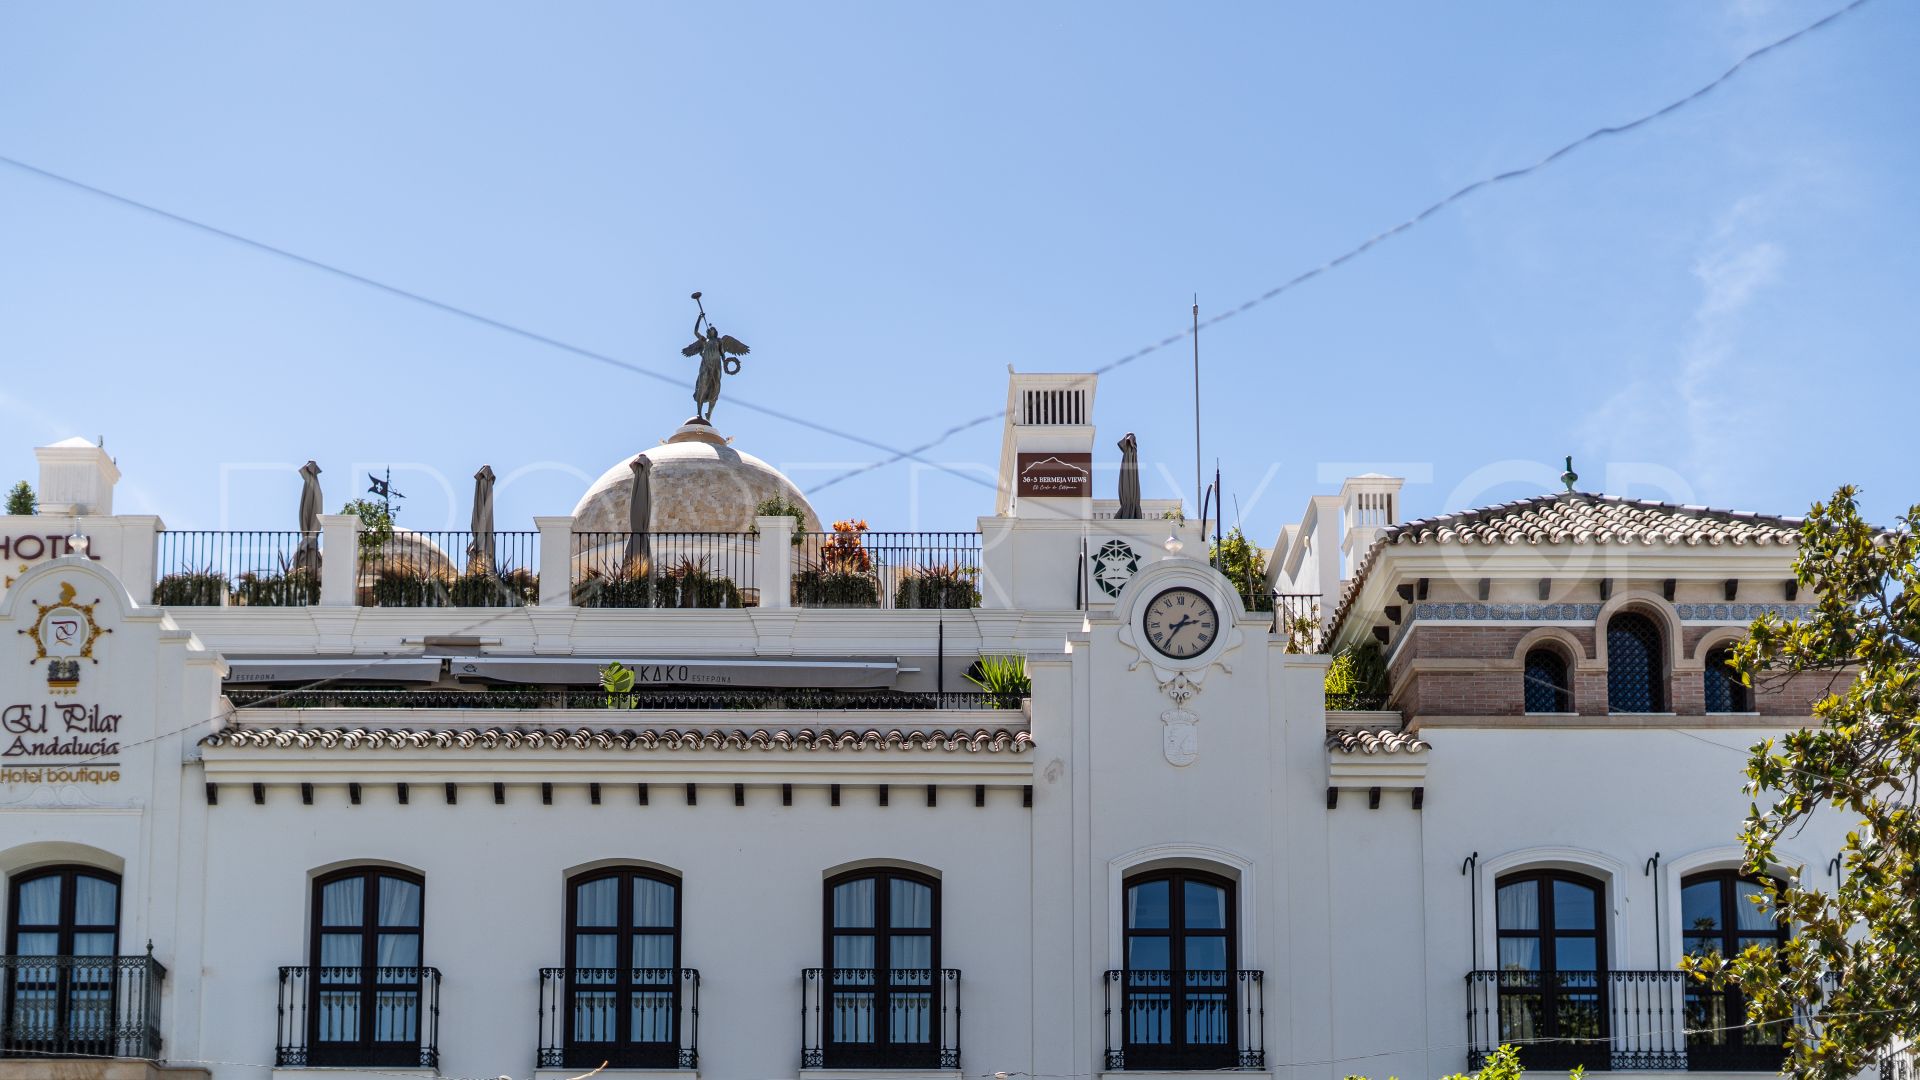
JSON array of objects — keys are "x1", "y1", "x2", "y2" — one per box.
[
  {"x1": 5, "y1": 481, "x2": 34, "y2": 516},
  {"x1": 1210, "y1": 526, "x2": 1271, "y2": 612},
  {"x1": 339, "y1": 497, "x2": 397, "y2": 556},
  {"x1": 1684, "y1": 486, "x2": 1918, "y2": 1080}
]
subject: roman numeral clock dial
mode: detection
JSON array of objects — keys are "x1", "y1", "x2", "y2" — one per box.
[{"x1": 1143, "y1": 586, "x2": 1219, "y2": 660}]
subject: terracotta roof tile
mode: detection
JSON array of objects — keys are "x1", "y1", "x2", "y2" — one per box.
[
  {"x1": 1325, "y1": 728, "x2": 1430, "y2": 755},
  {"x1": 1330, "y1": 493, "x2": 1804, "y2": 637},
  {"x1": 202, "y1": 725, "x2": 1033, "y2": 753}
]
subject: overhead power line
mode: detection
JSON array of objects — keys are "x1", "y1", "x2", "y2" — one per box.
[
  {"x1": 802, "y1": 0, "x2": 1876, "y2": 494},
  {"x1": 0, "y1": 153, "x2": 994, "y2": 491}
]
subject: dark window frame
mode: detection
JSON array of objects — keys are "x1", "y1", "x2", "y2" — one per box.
[
  {"x1": 1681, "y1": 870, "x2": 1790, "y2": 1071},
  {"x1": 1121, "y1": 867, "x2": 1238, "y2": 1071},
  {"x1": 1703, "y1": 646, "x2": 1754, "y2": 714},
  {"x1": 561, "y1": 867, "x2": 683, "y2": 1069},
  {"x1": 306, "y1": 866, "x2": 425, "y2": 1068},
  {"x1": 1607, "y1": 610, "x2": 1668, "y2": 713},
  {"x1": 3, "y1": 865, "x2": 122, "y2": 1056},
  {"x1": 820, "y1": 867, "x2": 942, "y2": 1070},
  {"x1": 1493, "y1": 869, "x2": 1609, "y2": 1072},
  {"x1": 1523, "y1": 646, "x2": 1574, "y2": 714}
]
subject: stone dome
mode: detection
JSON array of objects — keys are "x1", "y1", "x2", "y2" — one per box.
[{"x1": 571, "y1": 419, "x2": 823, "y2": 534}]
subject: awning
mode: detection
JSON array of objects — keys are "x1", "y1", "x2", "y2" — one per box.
[
  {"x1": 448, "y1": 656, "x2": 898, "y2": 689},
  {"x1": 223, "y1": 658, "x2": 446, "y2": 685}
]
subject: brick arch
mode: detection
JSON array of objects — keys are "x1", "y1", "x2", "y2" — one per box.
[
  {"x1": 1593, "y1": 592, "x2": 1684, "y2": 672},
  {"x1": 1512, "y1": 626, "x2": 1590, "y2": 664},
  {"x1": 1689, "y1": 625, "x2": 1747, "y2": 663}
]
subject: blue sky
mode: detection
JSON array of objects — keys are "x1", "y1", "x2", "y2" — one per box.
[{"x1": 1, "y1": 1, "x2": 1913, "y2": 548}]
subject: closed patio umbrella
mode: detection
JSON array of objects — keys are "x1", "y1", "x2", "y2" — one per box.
[
  {"x1": 466, "y1": 465, "x2": 496, "y2": 573},
  {"x1": 623, "y1": 457, "x2": 652, "y2": 574},
  {"x1": 293, "y1": 461, "x2": 323, "y2": 574}
]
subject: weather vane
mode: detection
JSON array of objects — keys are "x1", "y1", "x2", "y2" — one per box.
[
  {"x1": 681, "y1": 291, "x2": 752, "y2": 423},
  {"x1": 367, "y1": 468, "x2": 406, "y2": 515}
]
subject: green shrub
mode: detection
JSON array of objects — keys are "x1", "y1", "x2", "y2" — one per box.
[
  {"x1": 794, "y1": 568, "x2": 879, "y2": 607},
  {"x1": 448, "y1": 567, "x2": 538, "y2": 607},
  {"x1": 1325, "y1": 640, "x2": 1389, "y2": 710},
  {"x1": 234, "y1": 567, "x2": 321, "y2": 606},
  {"x1": 752, "y1": 496, "x2": 808, "y2": 545},
  {"x1": 573, "y1": 559, "x2": 743, "y2": 608},
  {"x1": 895, "y1": 564, "x2": 981, "y2": 609},
  {"x1": 965, "y1": 654, "x2": 1030, "y2": 706},
  {"x1": 153, "y1": 570, "x2": 230, "y2": 606},
  {"x1": 368, "y1": 561, "x2": 451, "y2": 607}
]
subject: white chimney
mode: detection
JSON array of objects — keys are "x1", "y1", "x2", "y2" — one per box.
[{"x1": 35, "y1": 437, "x2": 120, "y2": 517}]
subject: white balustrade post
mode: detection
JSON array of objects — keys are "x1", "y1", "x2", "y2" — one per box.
[
  {"x1": 318, "y1": 514, "x2": 362, "y2": 607},
  {"x1": 755, "y1": 515, "x2": 794, "y2": 609},
  {"x1": 534, "y1": 516, "x2": 574, "y2": 608}
]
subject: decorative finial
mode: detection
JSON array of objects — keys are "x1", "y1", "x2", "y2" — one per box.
[{"x1": 1560, "y1": 455, "x2": 1579, "y2": 493}]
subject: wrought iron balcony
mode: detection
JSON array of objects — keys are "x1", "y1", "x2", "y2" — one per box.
[
  {"x1": 1103, "y1": 968, "x2": 1264, "y2": 1070},
  {"x1": 0, "y1": 952, "x2": 165, "y2": 1060},
  {"x1": 538, "y1": 966, "x2": 700, "y2": 1070},
  {"x1": 276, "y1": 965, "x2": 440, "y2": 1068},
  {"x1": 801, "y1": 967, "x2": 959, "y2": 1071},
  {"x1": 1467, "y1": 969, "x2": 1813, "y2": 1072}
]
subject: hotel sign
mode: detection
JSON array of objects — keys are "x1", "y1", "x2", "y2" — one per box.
[{"x1": 1016, "y1": 453, "x2": 1092, "y2": 498}]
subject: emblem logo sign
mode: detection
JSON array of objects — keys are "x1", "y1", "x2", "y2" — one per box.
[
  {"x1": 22, "y1": 581, "x2": 109, "y2": 695},
  {"x1": 1015, "y1": 453, "x2": 1092, "y2": 498},
  {"x1": 1092, "y1": 540, "x2": 1140, "y2": 598}
]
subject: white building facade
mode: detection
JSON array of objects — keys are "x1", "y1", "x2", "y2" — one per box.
[{"x1": 0, "y1": 372, "x2": 1852, "y2": 1080}]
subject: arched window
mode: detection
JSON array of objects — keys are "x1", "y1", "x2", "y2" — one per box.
[
  {"x1": 1607, "y1": 611, "x2": 1666, "y2": 713},
  {"x1": 1120, "y1": 869, "x2": 1237, "y2": 1070},
  {"x1": 561, "y1": 869, "x2": 683, "y2": 1069},
  {"x1": 1703, "y1": 647, "x2": 1752, "y2": 714},
  {"x1": 821, "y1": 869, "x2": 942, "y2": 1069},
  {"x1": 5, "y1": 866, "x2": 120, "y2": 1057},
  {"x1": 1681, "y1": 871, "x2": 1789, "y2": 1070},
  {"x1": 1523, "y1": 648, "x2": 1573, "y2": 713},
  {"x1": 1490, "y1": 871, "x2": 1607, "y2": 1071},
  {"x1": 308, "y1": 868, "x2": 425, "y2": 1067}
]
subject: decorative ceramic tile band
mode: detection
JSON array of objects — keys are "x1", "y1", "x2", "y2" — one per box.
[{"x1": 1407, "y1": 602, "x2": 1815, "y2": 624}]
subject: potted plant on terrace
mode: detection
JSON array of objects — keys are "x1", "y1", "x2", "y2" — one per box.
[{"x1": 794, "y1": 519, "x2": 878, "y2": 607}]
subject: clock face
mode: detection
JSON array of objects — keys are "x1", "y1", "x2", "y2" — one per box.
[{"x1": 1143, "y1": 587, "x2": 1220, "y2": 660}]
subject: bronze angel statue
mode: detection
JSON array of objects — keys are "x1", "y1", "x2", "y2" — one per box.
[{"x1": 681, "y1": 296, "x2": 749, "y2": 422}]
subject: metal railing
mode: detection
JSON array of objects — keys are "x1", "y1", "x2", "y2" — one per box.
[
  {"x1": 538, "y1": 967, "x2": 699, "y2": 1070},
  {"x1": 571, "y1": 532, "x2": 758, "y2": 608},
  {"x1": 1103, "y1": 968, "x2": 1263, "y2": 1070},
  {"x1": 0, "y1": 952, "x2": 165, "y2": 1060},
  {"x1": 1273, "y1": 592, "x2": 1322, "y2": 652},
  {"x1": 152, "y1": 530, "x2": 320, "y2": 606},
  {"x1": 793, "y1": 532, "x2": 982, "y2": 609},
  {"x1": 801, "y1": 967, "x2": 960, "y2": 1071},
  {"x1": 1466, "y1": 969, "x2": 1813, "y2": 1073},
  {"x1": 357, "y1": 530, "x2": 539, "y2": 607},
  {"x1": 225, "y1": 687, "x2": 1025, "y2": 711},
  {"x1": 276, "y1": 965, "x2": 440, "y2": 1068}
]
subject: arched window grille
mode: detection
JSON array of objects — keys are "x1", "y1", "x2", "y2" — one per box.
[
  {"x1": 1703, "y1": 647, "x2": 1753, "y2": 714},
  {"x1": 1607, "y1": 611, "x2": 1666, "y2": 713},
  {"x1": 1523, "y1": 648, "x2": 1573, "y2": 713}
]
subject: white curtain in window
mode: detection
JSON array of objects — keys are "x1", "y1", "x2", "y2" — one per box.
[
  {"x1": 576, "y1": 878, "x2": 618, "y2": 927},
  {"x1": 74, "y1": 876, "x2": 117, "y2": 925},
  {"x1": 14, "y1": 877, "x2": 60, "y2": 925},
  {"x1": 634, "y1": 878, "x2": 675, "y2": 928},
  {"x1": 376, "y1": 932, "x2": 419, "y2": 969},
  {"x1": 1496, "y1": 882, "x2": 1539, "y2": 931},
  {"x1": 1736, "y1": 880, "x2": 1778, "y2": 931},
  {"x1": 834, "y1": 879, "x2": 875, "y2": 929},
  {"x1": 378, "y1": 877, "x2": 421, "y2": 928},
  {"x1": 322, "y1": 878, "x2": 363, "y2": 926},
  {"x1": 890, "y1": 880, "x2": 932, "y2": 929}
]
